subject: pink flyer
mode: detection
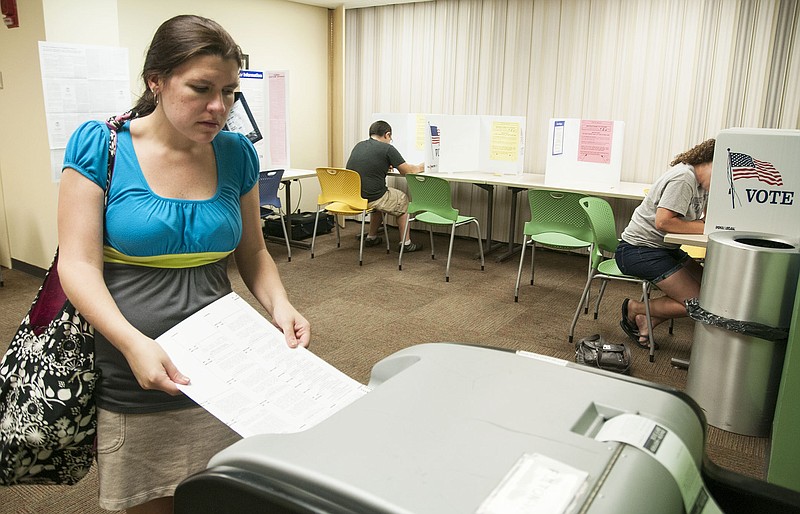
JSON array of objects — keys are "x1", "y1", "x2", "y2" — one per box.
[{"x1": 578, "y1": 120, "x2": 614, "y2": 164}]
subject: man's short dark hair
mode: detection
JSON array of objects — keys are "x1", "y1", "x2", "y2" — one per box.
[{"x1": 369, "y1": 120, "x2": 392, "y2": 137}]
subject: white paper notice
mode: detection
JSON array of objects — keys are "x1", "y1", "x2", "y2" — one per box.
[
  {"x1": 595, "y1": 414, "x2": 723, "y2": 514},
  {"x1": 476, "y1": 453, "x2": 588, "y2": 514},
  {"x1": 156, "y1": 292, "x2": 370, "y2": 438},
  {"x1": 38, "y1": 41, "x2": 131, "y2": 182}
]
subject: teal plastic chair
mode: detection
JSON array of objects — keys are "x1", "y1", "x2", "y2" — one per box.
[
  {"x1": 258, "y1": 170, "x2": 291, "y2": 262},
  {"x1": 401, "y1": 175, "x2": 485, "y2": 282},
  {"x1": 568, "y1": 196, "x2": 658, "y2": 362},
  {"x1": 514, "y1": 190, "x2": 593, "y2": 302}
]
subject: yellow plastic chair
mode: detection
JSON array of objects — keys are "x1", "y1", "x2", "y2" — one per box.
[
  {"x1": 311, "y1": 167, "x2": 389, "y2": 266},
  {"x1": 401, "y1": 175, "x2": 484, "y2": 282},
  {"x1": 514, "y1": 190, "x2": 593, "y2": 303}
]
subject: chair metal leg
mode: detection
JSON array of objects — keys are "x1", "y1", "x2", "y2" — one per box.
[
  {"x1": 593, "y1": 280, "x2": 608, "y2": 319},
  {"x1": 382, "y1": 215, "x2": 390, "y2": 254},
  {"x1": 514, "y1": 236, "x2": 528, "y2": 302},
  {"x1": 569, "y1": 271, "x2": 597, "y2": 343},
  {"x1": 529, "y1": 243, "x2": 536, "y2": 285},
  {"x1": 398, "y1": 218, "x2": 412, "y2": 271},
  {"x1": 584, "y1": 252, "x2": 593, "y2": 312},
  {"x1": 642, "y1": 281, "x2": 655, "y2": 362},
  {"x1": 473, "y1": 219, "x2": 485, "y2": 271},
  {"x1": 310, "y1": 208, "x2": 320, "y2": 259},
  {"x1": 445, "y1": 223, "x2": 456, "y2": 282},
  {"x1": 358, "y1": 215, "x2": 366, "y2": 266},
  {"x1": 428, "y1": 227, "x2": 435, "y2": 260},
  {"x1": 278, "y1": 211, "x2": 291, "y2": 262}
]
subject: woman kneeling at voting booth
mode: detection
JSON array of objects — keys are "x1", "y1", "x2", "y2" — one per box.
[
  {"x1": 615, "y1": 139, "x2": 714, "y2": 349},
  {"x1": 1, "y1": 15, "x2": 309, "y2": 514}
]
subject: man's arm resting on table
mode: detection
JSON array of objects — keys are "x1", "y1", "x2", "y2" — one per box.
[
  {"x1": 655, "y1": 207, "x2": 704, "y2": 234},
  {"x1": 396, "y1": 162, "x2": 424, "y2": 175}
]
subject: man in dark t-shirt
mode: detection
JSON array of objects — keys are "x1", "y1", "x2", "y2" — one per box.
[{"x1": 346, "y1": 120, "x2": 425, "y2": 252}]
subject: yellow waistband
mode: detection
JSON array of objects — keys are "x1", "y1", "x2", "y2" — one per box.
[{"x1": 103, "y1": 247, "x2": 232, "y2": 268}]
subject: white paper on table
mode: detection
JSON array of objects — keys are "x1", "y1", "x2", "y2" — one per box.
[
  {"x1": 595, "y1": 413, "x2": 723, "y2": 514},
  {"x1": 476, "y1": 453, "x2": 588, "y2": 514},
  {"x1": 156, "y1": 292, "x2": 370, "y2": 438}
]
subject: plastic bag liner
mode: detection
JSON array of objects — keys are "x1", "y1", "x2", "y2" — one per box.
[{"x1": 685, "y1": 298, "x2": 789, "y2": 342}]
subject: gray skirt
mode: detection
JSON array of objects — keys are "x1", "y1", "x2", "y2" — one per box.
[{"x1": 96, "y1": 405, "x2": 241, "y2": 511}]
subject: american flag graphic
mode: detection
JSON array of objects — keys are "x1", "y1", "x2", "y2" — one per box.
[
  {"x1": 729, "y1": 152, "x2": 783, "y2": 186},
  {"x1": 430, "y1": 125, "x2": 440, "y2": 145}
]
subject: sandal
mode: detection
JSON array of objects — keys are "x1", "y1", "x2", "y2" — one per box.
[
  {"x1": 620, "y1": 298, "x2": 639, "y2": 337},
  {"x1": 619, "y1": 316, "x2": 659, "y2": 350},
  {"x1": 632, "y1": 333, "x2": 659, "y2": 350},
  {"x1": 619, "y1": 318, "x2": 641, "y2": 344},
  {"x1": 620, "y1": 299, "x2": 659, "y2": 349}
]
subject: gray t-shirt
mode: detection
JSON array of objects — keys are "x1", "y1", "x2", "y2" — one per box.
[
  {"x1": 346, "y1": 138, "x2": 407, "y2": 201},
  {"x1": 621, "y1": 163, "x2": 707, "y2": 249}
]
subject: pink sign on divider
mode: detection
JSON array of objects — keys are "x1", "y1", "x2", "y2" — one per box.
[{"x1": 578, "y1": 120, "x2": 614, "y2": 164}]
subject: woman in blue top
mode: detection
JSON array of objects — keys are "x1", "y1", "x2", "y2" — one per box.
[{"x1": 57, "y1": 15, "x2": 310, "y2": 514}]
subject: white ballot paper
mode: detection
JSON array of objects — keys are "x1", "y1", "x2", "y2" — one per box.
[
  {"x1": 156, "y1": 292, "x2": 370, "y2": 438},
  {"x1": 595, "y1": 413, "x2": 723, "y2": 514},
  {"x1": 476, "y1": 453, "x2": 588, "y2": 514}
]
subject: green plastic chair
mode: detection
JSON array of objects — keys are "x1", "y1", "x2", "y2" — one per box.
[
  {"x1": 514, "y1": 190, "x2": 593, "y2": 302},
  {"x1": 401, "y1": 175, "x2": 485, "y2": 282},
  {"x1": 568, "y1": 196, "x2": 658, "y2": 362}
]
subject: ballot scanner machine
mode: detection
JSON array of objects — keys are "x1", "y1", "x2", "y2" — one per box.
[{"x1": 175, "y1": 343, "x2": 800, "y2": 514}]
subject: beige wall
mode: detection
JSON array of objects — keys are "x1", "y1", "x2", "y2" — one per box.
[
  {"x1": 0, "y1": 0, "x2": 51, "y2": 270},
  {"x1": 0, "y1": 0, "x2": 330, "y2": 270}
]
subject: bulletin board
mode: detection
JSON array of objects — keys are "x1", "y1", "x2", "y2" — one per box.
[
  {"x1": 544, "y1": 118, "x2": 625, "y2": 189},
  {"x1": 238, "y1": 70, "x2": 290, "y2": 170}
]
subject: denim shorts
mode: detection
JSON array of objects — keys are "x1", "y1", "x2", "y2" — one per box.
[{"x1": 614, "y1": 240, "x2": 690, "y2": 283}]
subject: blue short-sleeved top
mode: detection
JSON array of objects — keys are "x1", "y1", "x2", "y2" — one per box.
[{"x1": 63, "y1": 120, "x2": 259, "y2": 267}]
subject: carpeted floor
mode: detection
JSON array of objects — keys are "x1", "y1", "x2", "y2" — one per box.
[{"x1": 0, "y1": 224, "x2": 770, "y2": 513}]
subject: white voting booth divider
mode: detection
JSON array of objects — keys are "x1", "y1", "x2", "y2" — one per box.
[
  {"x1": 425, "y1": 122, "x2": 440, "y2": 174},
  {"x1": 544, "y1": 118, "x2": 625, "y2": 189},
  {"x1": 705, "y1": 128, "x2": 800, "y2": 241},
  {"x1": 372, "y1": 113, "x2": 526, "y2": 175}
]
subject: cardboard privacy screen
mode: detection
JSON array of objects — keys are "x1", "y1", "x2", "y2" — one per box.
[{"x1": 705, "y1": 128, "x2": 800, "y2": 241}]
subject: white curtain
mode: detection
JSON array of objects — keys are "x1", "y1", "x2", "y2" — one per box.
[{"x1": 344, "y1": 0, "x2": 800, "y2": 240}]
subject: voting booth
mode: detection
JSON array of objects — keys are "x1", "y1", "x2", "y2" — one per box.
[
  {"x1": 705, "y1": 128, "x2": 800, "y2": 240},
  {"x1": 545, "y1": 118, "x2": 625, "y2": 190},
  {"x1": 174, "y1": 344, "x2": 800, "y2": 514},
  {"x1": 373, "y1": 113, "x2": 526, "y2": 175}
]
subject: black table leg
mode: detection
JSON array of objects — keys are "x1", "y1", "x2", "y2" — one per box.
[
  {"x1": 474, "y1": 183, "x2": 502, "y2": 258},
  {"x1": 494, "y1": 186, "x2": 525, "y2": 262}
]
